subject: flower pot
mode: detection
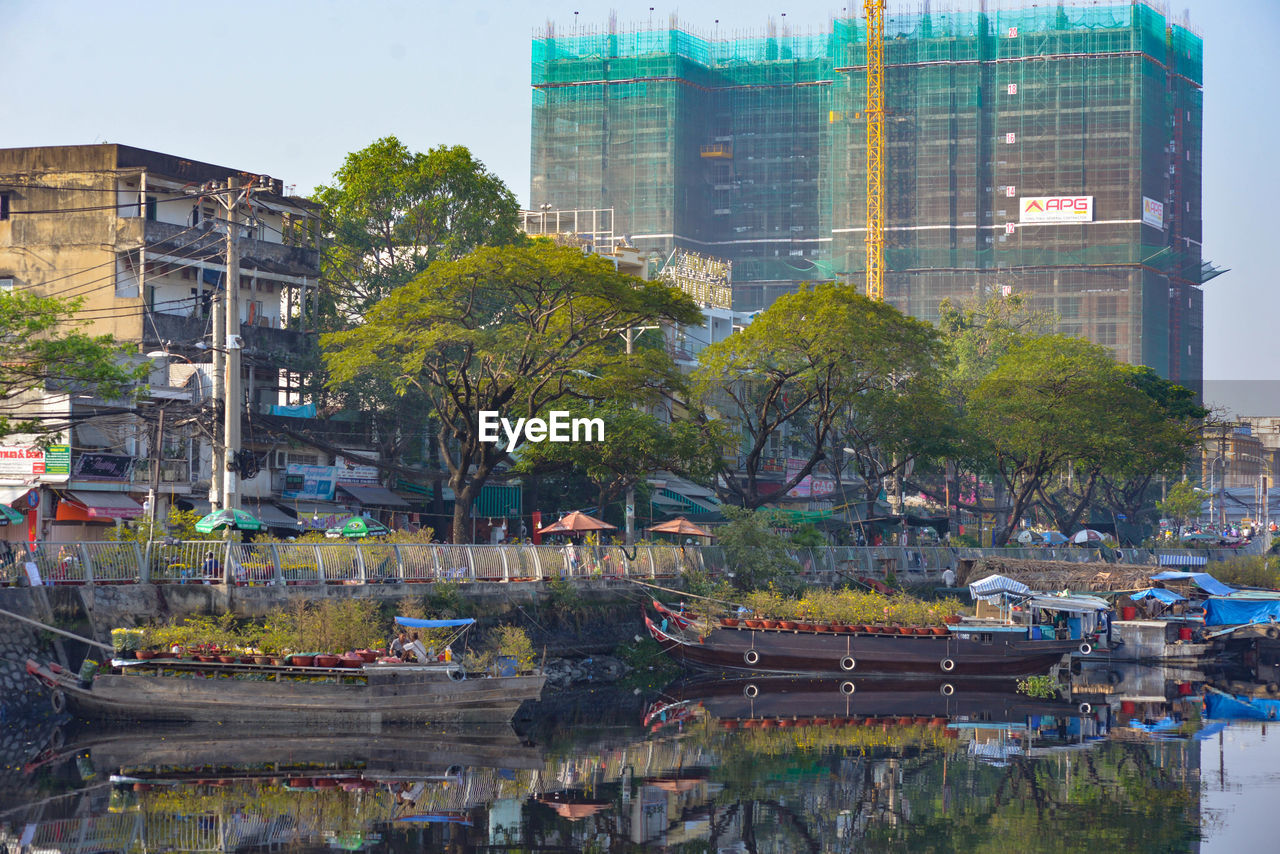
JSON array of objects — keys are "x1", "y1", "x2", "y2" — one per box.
[
  {"x1": 196, "y1": 655, "x2": 217, "y2": 663},
  {"x1": 930, "y1": 626, "x2": 948, "y2": 636},
  {"x1": 912, "y1": 627, "x2": 930, "y2": 636},
  {"x1": 290, "y1": 655, "x2": 315, "y2": 667},
  {"x1": 761, "y1": 620, "x2": 780, "y2": 629},
  {"x1": 944, "y1": 614, "x2": 962, "y2": 625},
  {"x1": 340, "y1": 654, "x2": 364, "y2": 668},
  {"x1": 217, "y1": 655, "x2": 237, "y2": 664},
  {"x1": 254, "y1": 655, "x2": 273, "y2": 665},
  {"x1": 796, "y1": 622, "x2": 815, "y2": 632},
  {"x1": 135, "y1": 650, "x2": 157, "y2": 660},
  {"x1": 721, "y1": 618, "x2": 741, "y2": 628},
  {"x1": 744, "y1": 619, "x2": 763, "y2": 629},
  {"x1": 356, "y1": 649, "x2": 379, "y2": 663},
  {"x1": 778, "y1": 621, "x2": 797, "y2": 631},
  {"x1": 314, "y1": 654, "x2": 341, "y2": 668}
]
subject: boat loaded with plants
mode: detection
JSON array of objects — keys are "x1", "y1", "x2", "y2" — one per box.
[
  {"x1": 646, "y1": 588, "x2": 1089, "y2": 679},
  {"x1": 26, "y1": 604, "x2": 545, "y2": 725}
]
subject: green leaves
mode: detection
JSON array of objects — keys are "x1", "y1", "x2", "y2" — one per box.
[{"x1": 0, "y1": 290, "x2": 147, "y2": 439}]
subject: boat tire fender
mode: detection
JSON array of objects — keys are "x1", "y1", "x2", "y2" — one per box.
[
  {"x1": 744, "y1": 683, "x2": 759, "y2": 699},
  {"x1": 1266, "y1": 626, "x2": 1280, "y2": 640},
  {"x1": 743, "y1": 649, "x2": 760, "y2": 666},
  {"x1": 840, "y1": 656, "x2": 857, "y2": 672},
  {"x1": 1268, "y1": 682, "x2": 1279, "y2": 695},
  {"x1": 49, "y1": 689, "x2": 65, "y2": 714},
  {"x1": 447, "y1": 667, "x2": 466, "y2": 682},
  {"x1": 940, "y1": 658, "x2": 956, "y2": 673},
  {"x1": 1078, "y1": 702, "x2": 1092, "y2": 715},
  {"x1": 840, "y1": 681, "x2": 856, "y2": 695},
  {"x1": 940, "y1": 683, "x2": 955, "y2": 696},
  {"x1": 1078, "y1": 642, "x2": 1093, "y2": 656},
  {"x1": 1106, "y1": 670, "x2": 1123, "y2": 685}
]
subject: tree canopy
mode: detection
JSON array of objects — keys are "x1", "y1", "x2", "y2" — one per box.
[
  {"x1": 0, "y1": 291, "x2": 146, "y2": 439},
  {"x1": 322, "y1": 240, "x2": 702, "y2": 542}
]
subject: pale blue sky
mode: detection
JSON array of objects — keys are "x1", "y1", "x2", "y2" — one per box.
[{"x1": 5, "y1": 1, "x2": 1277, "y2": 403}]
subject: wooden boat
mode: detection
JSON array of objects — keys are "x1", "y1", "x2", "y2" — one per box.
[
  {"x1": 26, "y1": 656, "x2": 545, "y2": 725},
  {"x1": 646, "y1": 603, "x2": 1087, "y2": 679}
]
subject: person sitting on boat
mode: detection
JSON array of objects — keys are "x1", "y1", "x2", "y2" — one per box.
[
  {"x1": 404, "y1": 632, "x2": 429, "y2": 663},
  {"x1": 390, "y1": 631, "x2": 408, "y2": 659}
]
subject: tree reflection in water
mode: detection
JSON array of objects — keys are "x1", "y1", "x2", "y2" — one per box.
[{"x1": 2, "y1": 704, "x2": 1204, "y2": 852}]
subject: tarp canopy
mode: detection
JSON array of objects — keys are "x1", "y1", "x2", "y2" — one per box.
[
  {"x1": 1027, "y1": 594, "x2": 1110, "y2": 613},
  {"x1": 395, "y1": 616, "x2": 476, "y2": 628},
  {"x1": 64, "y1": 490, "x2": 143, "y2": 520},
  {"x1": 968, "y1": 573, "x2": 1031, "y2": 602},
  {"x1": 1131, "y1": 588, "x2": 1186, "y2": 604},
  {"x1": 1150, "y1": 571, "x2": 1235, "y2": 596},
  {"x1": 1158, "y1": 553, "x2": 1209, "y2": 567},
  {"x1": 1205, "y1": 690, "x2": 1280, "y2": 722},
  {"x1": 337, "y1": 483, "x2": 410, "y2": 508},
  {"x1": 1203, "y1": 597, "x2": 1280, "y2": 627}
]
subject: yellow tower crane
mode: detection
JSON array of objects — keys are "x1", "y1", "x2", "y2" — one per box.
[{"x1": 864, "y1": 0, "x2": 886, "y2": 301}]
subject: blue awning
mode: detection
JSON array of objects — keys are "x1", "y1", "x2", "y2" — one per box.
[
  {"x1": 1157, "y1": 553, "x2": 1209, "y2": 567},
  {"x1": 395, "y1": 617, "x2": 476, "y2": 628},
  {"x1": 1203, "y1": 597, "x2": 1280, "y2": 627},
  {"x1": 968, "y1": 573, "x2": 1031, "y2": 602},
  {"x1": 1131, "y1": 588, "x2": 1186, "y2": 604},
  {"x1": 1149, "y1": 571, "x2": 1235, "y2": 596}
]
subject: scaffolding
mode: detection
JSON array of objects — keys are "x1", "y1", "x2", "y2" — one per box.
[{"x1": 531, "y1": 2, "x2": 1209, "y2": 389}]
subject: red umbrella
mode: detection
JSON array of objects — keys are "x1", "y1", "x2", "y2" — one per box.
[
  {"x1": 645, "y1": 516, "x2": 713, "y2": 538},
  {"x1": 537, "y1": 510, "x2": 616, "y2": 536}
]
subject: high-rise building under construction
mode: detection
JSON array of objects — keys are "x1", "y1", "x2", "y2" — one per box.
[{"x1": 530, "y1": 3, "x2": 1215, "y2": 391}]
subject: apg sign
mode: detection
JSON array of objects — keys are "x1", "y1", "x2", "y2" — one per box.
[{"x1": 1019, "y1": 195, "x2": 1094, "y2": 224}]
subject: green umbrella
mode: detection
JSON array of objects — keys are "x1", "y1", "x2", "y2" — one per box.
[
  {"x1": 0, "y1": 505, "x2": 25, "y2": 526},
  {"x1": 194, "y1": 508, "x2": 265, "y2": 534},
  {"x1": 328, "y1": 516, "x2": 390, "y2": 539}
]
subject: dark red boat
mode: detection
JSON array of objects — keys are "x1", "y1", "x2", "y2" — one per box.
[{"x1": 645, "y1": 606, "x2": 1087, "y2": 679}]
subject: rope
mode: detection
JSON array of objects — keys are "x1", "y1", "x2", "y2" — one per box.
[
  {"x1": 0, "y1": 606, "x2": 114, "y2": 652},
  {"x1": 625, "y1": 578, "x2": 746, "y2": 611}
]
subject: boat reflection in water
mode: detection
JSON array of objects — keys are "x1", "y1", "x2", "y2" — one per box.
[{"x1": 2, "y1": 677, "x2": 1210, "y2": 853}]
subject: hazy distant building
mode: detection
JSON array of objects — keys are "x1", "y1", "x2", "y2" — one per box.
[{"x1": 531, "y1": 2, "x2": 1216, "y2": 391}]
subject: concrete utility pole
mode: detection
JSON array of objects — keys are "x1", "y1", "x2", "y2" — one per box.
[
  {"x1": 210, "y1": 212, "x2": 226, "y2": 510},
  {"x1": 223, "y1": 177, "x2": 242, "y2": 510},
  {"x1": 624, "y1": 327, "x2": 635, "y2": 547}
]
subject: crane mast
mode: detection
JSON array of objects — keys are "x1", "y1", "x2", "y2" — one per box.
[{"x1": 864, "y1": 0, "x2": 886, "y2": 301}]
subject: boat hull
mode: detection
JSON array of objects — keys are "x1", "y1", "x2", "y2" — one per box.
[
  {"x1": 28, "y1": 660, "x2": 544, "y2": 725},
  {"x1": 646, "y1": 615, "x2": 1079, "y2": 679}
]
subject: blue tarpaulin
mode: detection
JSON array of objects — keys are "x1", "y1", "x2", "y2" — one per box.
[
  {"x1": 1203, "y1": 597, "x2": 1280, "y2": 627},
  {"x1": 1205, "y1": 691, "x2": 1280, "y2": 722},
  {"x1": 1131, "y1": 588, "x2": 1186, "y2": 604},
  {"x1": 1149, "y1": 571, "x2": 1236, "y2": 596},
  {"x1": 395, "y1": 617, "x2": 476, "y2": 628}
]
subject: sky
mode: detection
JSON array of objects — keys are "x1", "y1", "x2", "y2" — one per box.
[{"x1": 5, "y1": 0, "x2": 1278, "y2": 409}]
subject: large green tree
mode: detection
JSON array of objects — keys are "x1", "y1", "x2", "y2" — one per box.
[
  {"x1": 323, "y1": 241, "x2": 701, "y2": 543},
  {"x1": 967, "y1": 335, "x2": 1176, "y2": 545},
  {"x1": 694, "y1": 284, "x2": 938, "y2": 509},
  {"x1": 313, "y1": 136, "x2": 521, "y2": 317},
  {"x1": 0, "y1": 291, "x2": 146, "y2": 438}
]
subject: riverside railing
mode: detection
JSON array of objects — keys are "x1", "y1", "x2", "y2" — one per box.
[{"x1": 0, "y1": 541, "x2": 1261, "y2": 587}]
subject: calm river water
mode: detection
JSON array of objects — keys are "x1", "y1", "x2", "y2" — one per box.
[{"x1": 3, "y1": 675, "x2": 1280, "y2": 852}]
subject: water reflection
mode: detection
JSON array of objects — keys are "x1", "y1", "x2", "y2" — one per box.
[{"x1": 6, "y1": 669, "x2": 1268, "y2": 852}]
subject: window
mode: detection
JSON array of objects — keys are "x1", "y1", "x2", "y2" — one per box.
[
  {"x1": 145, "y1": 196, "x2": 158, "y2": 221},
  {"x1": 0, "y1": 192, "x2": 9, "y2": 220},
  {"x1": 0, "y1": 277, "x2": 13, "y2": 292}
]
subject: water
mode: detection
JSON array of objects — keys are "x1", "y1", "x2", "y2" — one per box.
[{"x1": 2, "y1": 677, "x2": 1278, "y2": 852}]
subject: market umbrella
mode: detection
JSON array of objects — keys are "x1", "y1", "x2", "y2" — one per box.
[
  {"x1": 1071, "y1": 529, "x2": 1108, "y2": 545},
  {"x1": 326, "y1": 516, "x2": 391, "y2": 539},
  {"x1": 537, "y1": 510, "x2": 616, "y2": 536},
  {"x1": 1015, "y1": 530, "x2": 1040, "y2": 545},
  {"x1": 645, "y1": 516, "x2": 713, "y2": 538},
  {"x1": 194, "y1": 508, "x2": 265, "y2": 533},
  {"x1": 1040, "y1": 530, "x2": 1069, "y2": 545},
  {"x1": 0, "y1": 504, "x2": 25, "y2": 526}
]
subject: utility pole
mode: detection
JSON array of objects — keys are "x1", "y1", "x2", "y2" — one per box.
[
  {"x1": 624, "y1": 327, "x2": 636, "y2": 547},
  {"x1": 223, "y1": 177, "x2": 242, "y2": 510}
]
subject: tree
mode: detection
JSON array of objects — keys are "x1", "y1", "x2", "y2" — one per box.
[
  {"x1": 1158, "y1": 480, "x2": 1204, "y2": 539},
  {"x1": 0, "y1": 291, "x2": 146, "y2": 439},
  {"x1": 313, "y1": 136, "x2": 521, "y2": 317},
  {"x1": 322, "y1": 241, "x2": 702, "y2": 543},
  {"x1": 966, "y1": 335, "x2": 1171, "y2": 545},
  {"x1": 694, "y1": 284, "x2": 939, "y2": 509},
  {"x1": 937, "y1": 290, "x2": 1052, "y2": 391},
  {"x1": 513, "y1": 403, "x2": 727, "y2": 524},
  {"x1": 715, "y1": 507, "x2": 802, "y2": 592}
]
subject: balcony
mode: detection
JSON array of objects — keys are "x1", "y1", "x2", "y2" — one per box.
[
  {"x1": 123, "y1": 219, "x2": 320, "y2": 278},
  {"x1": 144, "y1": 311, "x2": 308, "y2": 359}
]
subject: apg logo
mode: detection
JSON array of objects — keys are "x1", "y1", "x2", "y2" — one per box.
[{"x1": 1019, "y1": 195, "x2": 1094, "y2": 224}]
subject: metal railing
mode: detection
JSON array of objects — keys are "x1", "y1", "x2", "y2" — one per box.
[{"x1": 0, "y1": 540, "x2": 1263, "y2": 587}]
